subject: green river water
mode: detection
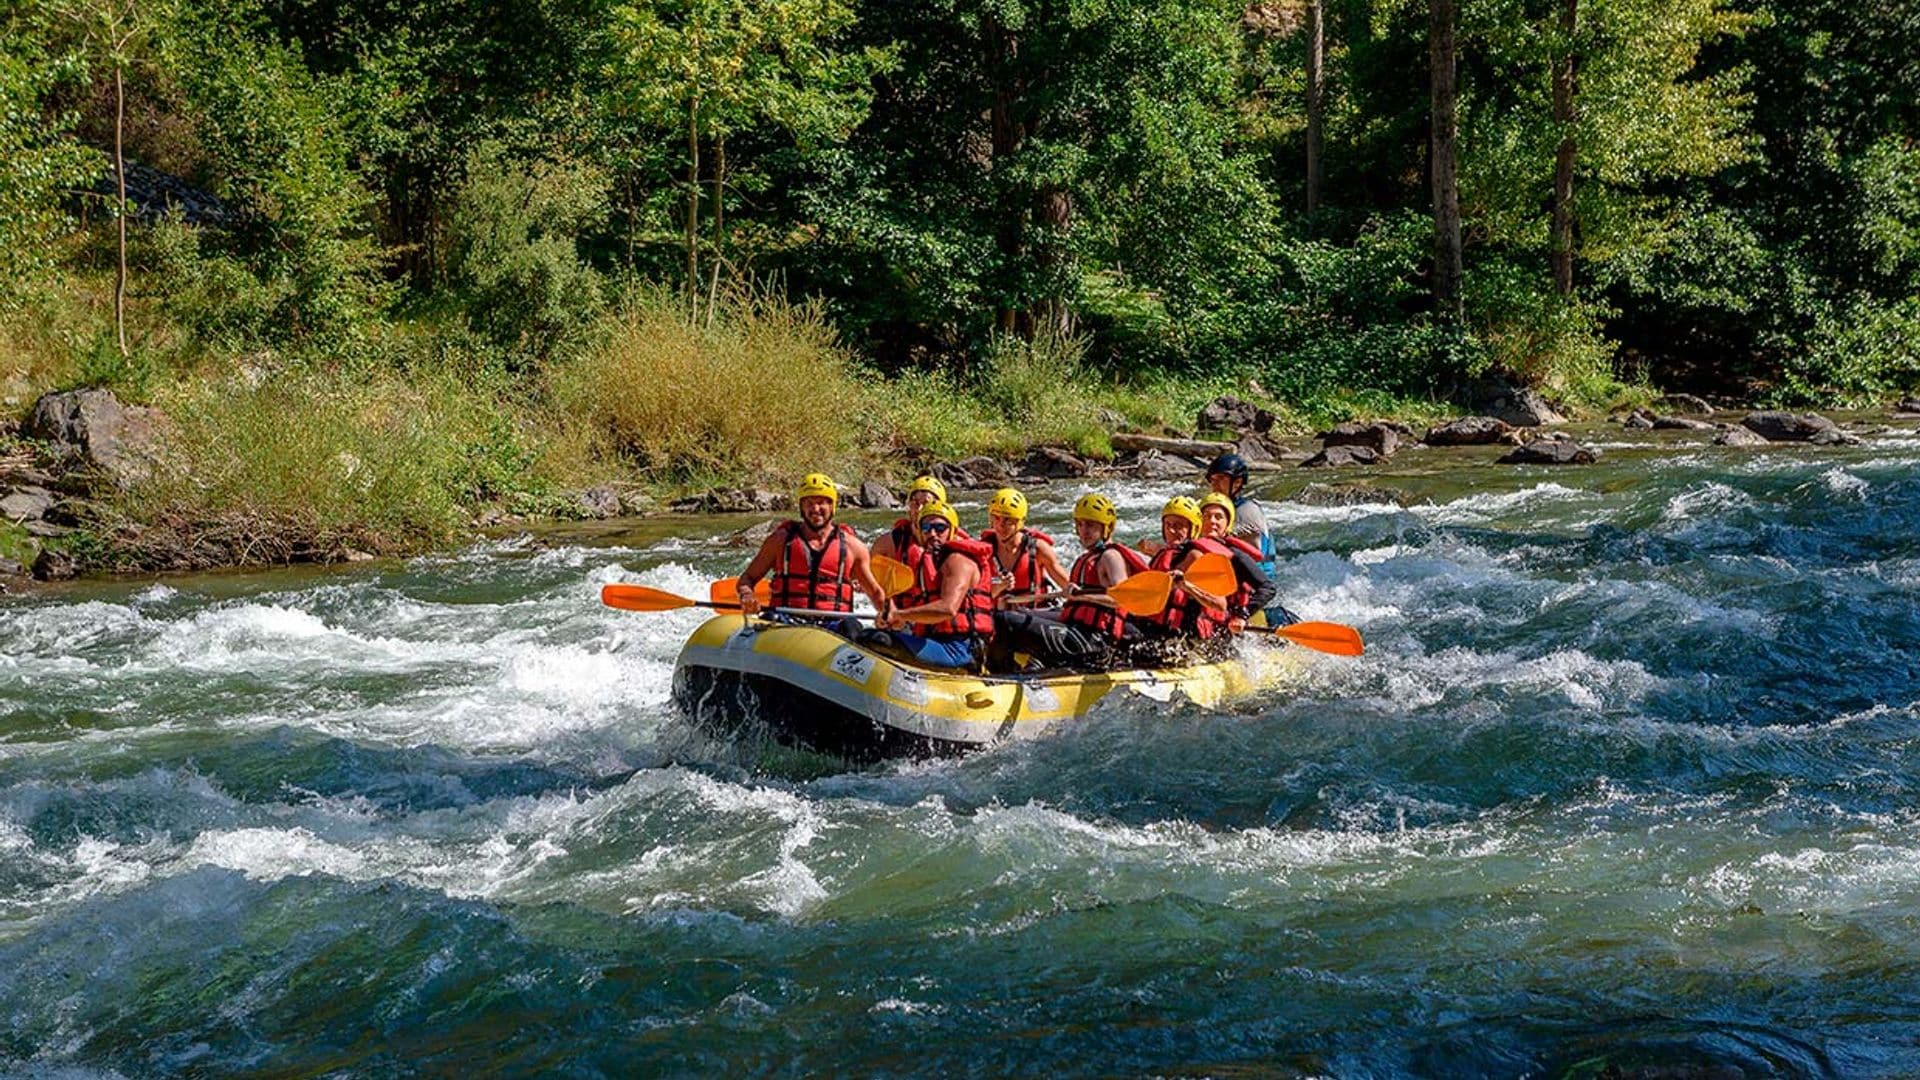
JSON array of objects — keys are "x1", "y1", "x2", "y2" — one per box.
[{"x1": 4, "y1": 426, "x2": 1920, "y2": 1077}]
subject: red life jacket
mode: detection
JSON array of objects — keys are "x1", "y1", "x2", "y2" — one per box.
[
  {"x1": 1149, "y1": 538, "x2": 1230, "y2": 638},
  {"x1": 770, "y1": 521, "x2": 858, "y2": 612},
  {"x1": 984, "y1": 527, "x2": 1055, "y2": 597},
  {"x1": 1062, "y1": 542, "x2": 1153, "y2": 640},
  {"x1": 1217, "y1": 533, "x2": 1265, "y2": 614},
  {"x1": 912, "y1": 536, "x2": 996, "y2": 640}
]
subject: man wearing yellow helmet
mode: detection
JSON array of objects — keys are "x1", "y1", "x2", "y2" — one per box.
[
  {"x1": 737, "y1": 473, "x2": 890, "y2": 621},
  {"x1": 982, "y1": 487, "x2": 1069, "y2": 608},
  {"x1": 869, "y1": 500, "x2": 997, "y2": 670},
  {"x1": 1145, "y1": 495, "x2": 1233, "y2": 640},
  {"x1": 991, "y1": 492, "x2": 1151, "y2": 670},
  {"x1": 1197, "y1": 492, "x2": 1277, "y2": 634},
  {"x1": 870, "y1": 474, "x2": 969, "y2": 566}
]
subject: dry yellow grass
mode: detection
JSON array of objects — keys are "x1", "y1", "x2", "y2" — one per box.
[{"x1": 551, "y1": 290, "x2": 869, "y2": 485}]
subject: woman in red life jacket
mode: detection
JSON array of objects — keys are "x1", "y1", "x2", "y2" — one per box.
[
  {"x1": 981, "y1": 487, "x2": 1069, "y2": 608},
  {"x1": 867, "y1": 501, "x2": 996, "y2": 670},
  {"x1": 736, "y1": 474, "x2": 891, "y2": 623},
  {"x1": 1145, "y1": 496, "x2": 1232, "y2": 640},
  {"x1": 1198, "y1": 492, "x2": 1277, "y2": 634},
  {"x1": 870, "y1": 475, "x2": 970, "y2": 567},
  {"x1": 989, "y1": 493, "x2": 1150, "y2": 671}
]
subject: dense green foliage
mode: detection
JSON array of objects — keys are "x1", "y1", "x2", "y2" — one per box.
[{"x1": 0, "y1": 0, "x2": 1915, "y2": 536}]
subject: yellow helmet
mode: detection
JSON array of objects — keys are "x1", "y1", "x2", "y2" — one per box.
[
  {"x1": 1072, "y1": 492, "x2": 1118, "y2": 537},
  {"x1": 795, "y1": 472, "x2": 839, "y2": 506},
  {"x1": 914, "y1": 500, "x2": 960, "y2": 535},
  {"x1": 1199, "y1": 492, "x2": 1236, "y2": 531},
  {"x1": 906, "y1": 475, "x2": 948, "y2": 503},
  {"x1": 988, "y1": 487, "x2": 1028, "y2": 523},
  {"x1": 1160, "y1": 495, "x2": 1202, "y2": 533}
]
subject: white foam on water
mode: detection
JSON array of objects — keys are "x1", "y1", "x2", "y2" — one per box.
[
  {"x1": 1419, "y1": 482, "x2": 1597, "y2": 526},
  {"x1": 1659, "y1": 481, "x2": 1757, "y2": 523},
  {"x1": 185, "y1": 826, "x2": 370, "y2": 880},
  {"x1": 1820, "y1": 465, "x2": 1870, "y2": 500},
  {"x1": 0, "y1": 600, "x2": 148, "y2": 659}
]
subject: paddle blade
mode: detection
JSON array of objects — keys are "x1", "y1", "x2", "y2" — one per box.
[
  {"x1": 601, "y1": 583, "x2": 700, "y2": 613},
  {"x1": 871, "y1": 554, "x2": 917, "y2": 597},
  {"x1": 1107, "y1": 570, "x2": 1174, "y2": 617},
  {"x1": 1275, "y1": 620, "x2": 1365, "y2": 656},
  {"x1": 709, "y1": 577, "x2": 772, "y2": 605},
  {"x1": 1183, "y1": 553, "x2": 1238, "y2": 598}
]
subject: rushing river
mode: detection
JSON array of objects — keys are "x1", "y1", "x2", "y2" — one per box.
[{"x1": 5, "y1": 430, "x2": 1920, "y2": 1077}]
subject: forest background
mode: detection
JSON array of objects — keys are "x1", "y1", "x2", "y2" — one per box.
[{"x1": 0, "y1": 0, "x2": 1915, "y2": 562}]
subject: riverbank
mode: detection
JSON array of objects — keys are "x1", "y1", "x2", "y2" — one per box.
[{"x1": 3, "y1": 367, "x2": 1912, "y2": 591}]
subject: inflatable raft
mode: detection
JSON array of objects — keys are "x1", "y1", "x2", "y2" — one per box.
[{"x1": 670, "y1": 615, "x2": 1308, "y2": 760}]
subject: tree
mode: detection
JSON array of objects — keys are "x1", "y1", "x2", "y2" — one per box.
[
  {"x1": 0, "y1": 19, "x2": 99, "y2": 315},
  {"x1": 608, "y1": 0, "x2": 888, "y2": 315},
  {"x1": 56, "y1": 0, "x2": 171, "y2": 356},
  {"x1": 1429, "y1": 0, "x2": 1463, "y2": 323}
]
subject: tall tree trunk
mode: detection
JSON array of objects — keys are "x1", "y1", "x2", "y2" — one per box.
[
  {"x1": 987, "y1": 16, "x2": 1030, "y2": 337},
  {"x1": 113, "y1": 62, "x2": 128, "y2": 358},
  {"x1": 1428, "y1": 0, "x2": 1464, "y2": 324},
  {"x1": 1031, "y1": 185, "x2": 1074, "y2": 339},
  {"x1": 686, "y1": 97, "x2": 700, "y2": 316},
  {"x1": 1550, "y1": 0, "x2": 1578, "y2": 296},
  {"x1": 1305, "y1": 0, "x2": 1325, "y2": 215},
  {"x1": 712, "y1": 134, "x2": 726, "y2": 277}
]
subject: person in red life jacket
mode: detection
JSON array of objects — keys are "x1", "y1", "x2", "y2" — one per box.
[
  {"x1": 870, "y1": 475, "x2": 969, "y2": 566},
  {"x1": 736, "y1": 474, "x2": 891, "y2": 626},
  {"x1": 981, "y1": 487, "x2": 1069, "y2": 608},
  {"x1": 1143, "y1": 495, "x2": 1232, "y2": 641},
  {"x1": 867, "y1": 501, "x2": 996, "y2": 670},
  {"x1": 989, "y1": 492, "x2": 1152, "y2": 670},
  {"x1": 1198, "y1": 492, "x2": 1277, "y2": 634}
]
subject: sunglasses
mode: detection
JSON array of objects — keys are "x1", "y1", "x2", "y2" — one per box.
[{"x1": 919, "y1": 520, "x2": 951, "y2": 534}]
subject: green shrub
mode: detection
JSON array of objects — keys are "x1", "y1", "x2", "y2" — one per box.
[
  {"x1": 1466, "y1": 258, "x2": 1627, "y2": 411},
  {"x1": 445, "y1": 142, "x2": 610, "y2": 362},
  {"x1": 1777, "y1": 295, "x2": 1920, "y2": 405}
]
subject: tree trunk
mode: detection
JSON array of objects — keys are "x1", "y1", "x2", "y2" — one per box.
[
  {"x1": 988, "y1": 16, "x2": 1025, "y2": 336},
  {"x1": 1030, "y1": 184, "x2": 1074, "y2": 339},
  {"x1": 113, "y1": 62, "x2": 128, "y2": 358},
  {"x1": 1550, "y1": 0, "x2": 1578, "y2": 296},
  {"x1": 712, "y1": 133, "x2": 726, "y2": 276},
  {"x1": 1305, "y1": 0, "x2": 1325, "y2": 215},
  {"x1": 686, "y1": 97, "x2": 700, "y2": 316},
  {"x1": 1428, "y1": 0, "x2": 1464, "y2": 324}
]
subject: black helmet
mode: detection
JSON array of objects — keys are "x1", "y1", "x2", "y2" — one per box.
[{"x1": 1207, "y1": 452, "x2": 1250, "y2": 482}]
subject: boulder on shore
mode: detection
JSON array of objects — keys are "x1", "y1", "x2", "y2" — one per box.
[
  {"x1": 933, "y1": 456, "x2": 1013, "y2": 491},
  {"x1": 1299, "y1": 444, "x2": 1381, "y2": 468},
  {"x1": 1196, "y1": 394, "x2": 1274, "y2": 436},
  {"x1": 1424, "y1": 416, "x2": 1513, "y2": 446},
  {"x1": 1469, "y1": 376, "x2": 1566, "y2": 426},
  {"x1": 1895, "y1": 396, "x2": 1920, "y2": 415},
  {"x1": 856, "y1": 479, "x2": 900, "y2": 509},
  {"x1": 23, "y1": 388, "x2": 166, "y2": 491},
  {"x1": 1317, "y1": 421, "x2": 1401, "y2": 458},
  {"x1": 1739, "y1": 411, "x2": 1839, "y2": 442},
  {"x1": 1713, "y1": 425, "x2": 1769, "y2": 447},
  {"x1": 1496, "y1": 439, "x2": 1599, "y2": 465},
  {"x1": 0, "y1": 486, "x2": 55, "y2": 522},
  {"x1": 1657, "y1": 393, "x2": 1713, "y2": 415},
  {"x1": 1131, "y1": 450, "x2": 1204, "y2": 479},
  {"x1": 1024, "y1": 446, "x2": 1089, "y2": 479}
]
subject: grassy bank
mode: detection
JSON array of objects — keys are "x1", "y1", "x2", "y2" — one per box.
[{"x1": 2, "y1": 273, "x2": 1500, "y2": 572}]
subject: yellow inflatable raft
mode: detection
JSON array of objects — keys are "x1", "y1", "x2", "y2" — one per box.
[{"x1": 670, "y1": 615, "x2": 1308, "y2": 760}]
